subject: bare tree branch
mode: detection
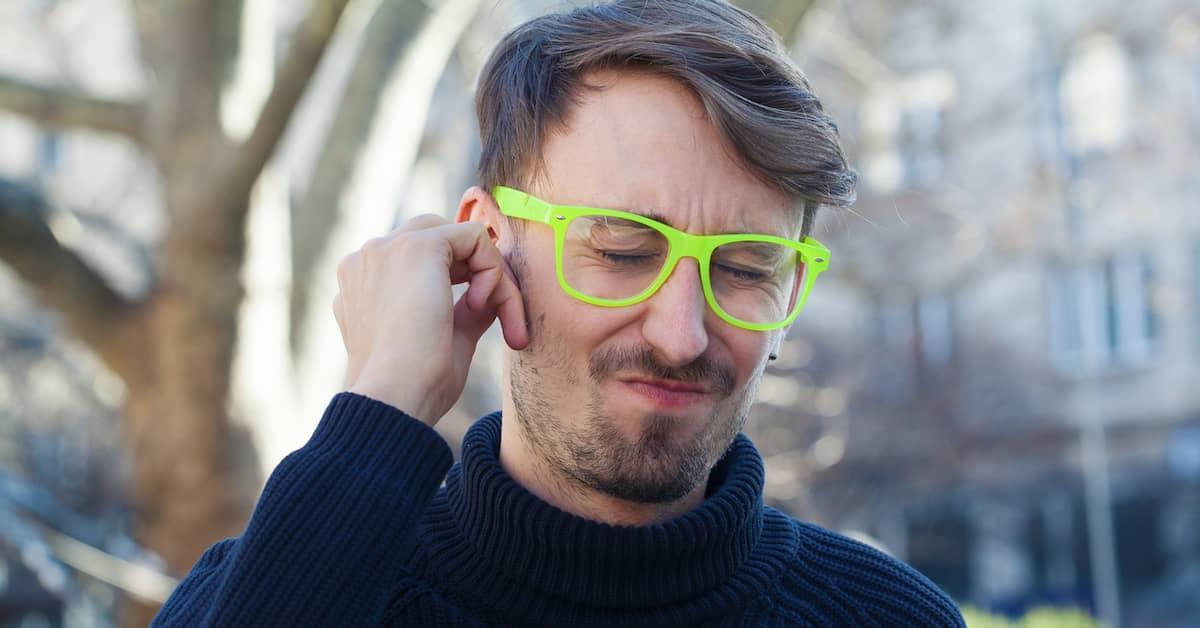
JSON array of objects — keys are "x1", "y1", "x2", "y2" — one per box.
[
  {"x1": 290, "y1": 0, "x2": 431, "y2": 352},
  {"x1": 0, "y1": 76, "x2": 146, "y2": 143},
  {"x1": 73, "y1": 210, "x2": 158, "y2": 295},
  {"x1": 0, "y1": 178, "x2": 140, "y2": 373},
  {"x1": 216, "y1": 0, "x2": 247, "y2": 87},
  {"x1": 128, "y1": 1, "x2": 228, "y2": 166},
  {"x1": 217, "y1": 0, "x2": 353, "y2": 213}
]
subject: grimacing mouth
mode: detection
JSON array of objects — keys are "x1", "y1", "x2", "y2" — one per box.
[{"x1": 618, "y1": 376, "x2": 712, "y2": 395}]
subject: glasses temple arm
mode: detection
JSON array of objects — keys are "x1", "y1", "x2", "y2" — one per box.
[{"x1": 492, "y1": 186, "x2": 553, "y2": 222}]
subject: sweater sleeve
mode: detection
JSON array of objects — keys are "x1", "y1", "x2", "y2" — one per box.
[{"x1": 151, "y1": 393, "x2": 455, "y2": 627}]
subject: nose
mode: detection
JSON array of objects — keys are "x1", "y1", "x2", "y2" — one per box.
[{"x1": 640, "y1": 258, "x2": 710, "y2": 367}]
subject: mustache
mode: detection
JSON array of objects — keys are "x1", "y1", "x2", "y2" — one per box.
[{"x1": 588, "y1": 346, "x2": 737, "y2": 396}]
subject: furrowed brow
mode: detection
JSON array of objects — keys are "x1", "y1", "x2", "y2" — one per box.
[
  {"x1": 720, "y1": 241, "x2": 790, "y2": 263},
  {"x1": 609, "y1": 205, "x2": 786, "y2": 238}
]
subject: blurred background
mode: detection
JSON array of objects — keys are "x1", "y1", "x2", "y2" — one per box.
[{"x1": 0, "y1": 0, "x2": 1197, "y2": 626}]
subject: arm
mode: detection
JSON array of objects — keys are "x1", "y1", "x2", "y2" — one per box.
[
  {"x1": 155, "y1": 203, "x2": 526, "y2": 625},
  {"x1": 151, "y1": 393, "x2": 453, "y2": 626}
]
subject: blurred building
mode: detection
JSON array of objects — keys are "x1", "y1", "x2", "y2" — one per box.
[{"x1": 750, "y1": 1, "x2": 1200, "y2": 625}]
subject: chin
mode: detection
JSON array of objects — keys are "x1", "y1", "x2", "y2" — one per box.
[
  {"x1": 576, "y1": 414, "x2": 715, "y2": 502},
  {"x1": 585, "y1": 449, "x2": 703, "y2": 504},
  {"x1": 602, "y1": 406, "x2": 704, "y2": 448}
]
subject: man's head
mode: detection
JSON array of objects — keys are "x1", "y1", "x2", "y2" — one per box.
[
  {"x1": 457, "y1": 0, "x2": 854, "y2": 510},
  {"x1": 475, "y1": 0, "x2": 855, "y2": 237}
]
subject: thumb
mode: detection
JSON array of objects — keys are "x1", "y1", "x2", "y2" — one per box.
[{"x1": 451, "y1": 295, "x2": 498, "y2": 367}]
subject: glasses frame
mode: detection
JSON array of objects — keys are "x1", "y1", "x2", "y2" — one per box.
[{"x1": 492, "y1": 186, "x2": 830, "y2": 331}]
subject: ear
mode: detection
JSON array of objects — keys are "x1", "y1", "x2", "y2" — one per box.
[{"x1": 457, "y1": 186, "x2": 506, "y2": 246}]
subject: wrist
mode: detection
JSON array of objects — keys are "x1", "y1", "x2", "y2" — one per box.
[{"x1": 347, "y1": 381, "x2": 439, "y2": 427}]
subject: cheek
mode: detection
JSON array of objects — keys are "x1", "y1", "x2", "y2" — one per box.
[
  {"x1": 722, "y1": 331, "x2": 773, "y2": 385},
  {"x1": 522, "y1": 238, "x2": 643, "y2": 346},
  {"x1": 557, "y1": 300, "x2": 645, "y2": 364}
]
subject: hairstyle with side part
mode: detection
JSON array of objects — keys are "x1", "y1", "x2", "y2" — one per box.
[{"x1": 475, "y1": 0, "x2": 856, "y2": 237}]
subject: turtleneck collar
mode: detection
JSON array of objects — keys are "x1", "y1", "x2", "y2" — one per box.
[{"x1": 418, "y1": 412, "x2": 795, "y2": 622}]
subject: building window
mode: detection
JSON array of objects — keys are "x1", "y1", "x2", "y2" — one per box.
[
  {"x1": 901, "y1": 106, "x2": 945, "y2": 188},
  {"x1": 1194, "y1": 242, "x2": 1200, "y2": 344},
  {"x1": 871, "y1": 293, "x2": 915, "y2": 401},
  {"x1": 37, "y1": 132, "x2": 60, "y2": 173},
  {"x1": 874, "y1": 291, "x2": 956, "y2": 372},
  {"x1": 877, "y1": 293, "x2": 914, "y2": 349},
  {"x1": 859, "y1": 69, "x2": 955, "y2": 193},
  {"x1": 1059, "y1": 34, "x2": 1132, "y2": 156},
  {"x1": 1048, "y1": 252, "x2": 1156, "y2": 374},
  {"x1": 917, "y1": 292, "x2": 955, "y2": 369}
]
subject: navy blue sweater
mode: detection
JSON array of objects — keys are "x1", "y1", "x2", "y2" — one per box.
[{"x1": 152, "y1": 393, "x2": 964, "y2": 627}]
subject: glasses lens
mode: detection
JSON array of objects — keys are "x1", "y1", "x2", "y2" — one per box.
[
  {"x1": 710, "y1": 240, "x2": 803, "y2": 325},
  {"x1": 562, "y1": 214, "x2": 669, "y2": 300}
]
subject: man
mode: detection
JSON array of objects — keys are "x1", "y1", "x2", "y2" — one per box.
[{"x1": 155, "y1": 1, "x2": 964, "y2": 626}]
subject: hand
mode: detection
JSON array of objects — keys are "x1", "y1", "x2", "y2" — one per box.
[{"x1": 332, "y1": 214, "x2": 529, "y2": 426}]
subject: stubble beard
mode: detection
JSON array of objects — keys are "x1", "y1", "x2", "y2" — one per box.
[{"x1": 506, "y1": 245, "x2": 756, "y2": 505}]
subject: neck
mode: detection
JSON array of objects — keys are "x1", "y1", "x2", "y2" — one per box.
[
  {"x1": 423, "y1": 411, "x2": 772, "y2": 614},
  {"x1": 498, "y1": 400, "x2": 706, "y2": 527}
]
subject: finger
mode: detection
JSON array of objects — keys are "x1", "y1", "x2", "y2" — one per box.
[
  {"x1": 448, "y1": 259, "x2": 471, "y2": 285},
  {"x1": 457, "y1": 262, "x2": 527, "y2": 348},
  {"x1": 451, "y1": 292, "x2": 497, "y2": 363},
  {"x1": 332, "y1": 291, "x2": 345, "y2": 334},
  {"x1": 393, "y1": 213, "x2": 449, "y2": 235},
  {"x1": 463, "y1": 265, "x2": 502, "y2": 312},
  {"x1": 423, "y1": 221, "x2": 492, "y2": 267},
  {"x1": 477, "y1": 250, "x2": 528, "y2": 349},
  {"x1": 426, "y1": 222, "x2": 530, "y2": 349},
  {"x1": 459, "y1": 229, "x2": 528, "y2": 349},
  {"x1": 468, "y1": 255, "x2": 528, "y2": 350},
  {"x1": 491, "y1": 271, "x2": 530, "y2": 350}
]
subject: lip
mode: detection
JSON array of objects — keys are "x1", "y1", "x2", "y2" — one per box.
[{"x1": 620, "y1": 378, "x2": 712, "y2": 410}]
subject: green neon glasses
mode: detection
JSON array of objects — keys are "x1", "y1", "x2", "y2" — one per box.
[{"x1": 492, "y1": 186, "x2": 830, "y2": 331}]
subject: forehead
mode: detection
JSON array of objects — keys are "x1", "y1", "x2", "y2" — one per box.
[{"x1": 533, "y1": 70, "x2": 800, "y2": 237}]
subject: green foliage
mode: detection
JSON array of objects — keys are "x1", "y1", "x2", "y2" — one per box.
[{"x1": 962, "y1": 605, "x2": 1104, "y2": 628}]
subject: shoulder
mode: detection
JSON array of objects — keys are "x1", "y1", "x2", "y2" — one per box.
[{"x1": 766, "y1": 507, "x2": 966, "y2": 628}]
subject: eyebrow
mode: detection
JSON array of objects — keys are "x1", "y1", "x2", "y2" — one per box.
[
  {"x1": 718, "y1": 241, "x2": 791, "y2": 263},
  {"x1": 622, "y1": 207, "x2": 784, "y2": 237}
]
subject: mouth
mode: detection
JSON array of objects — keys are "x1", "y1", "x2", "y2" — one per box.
[{"x1": 619, "y1": 377, "x2": 713, "y2": 410}]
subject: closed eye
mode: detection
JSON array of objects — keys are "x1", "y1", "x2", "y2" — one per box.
[
  {"x1": 715, "y1": 263, "x2": 770, "y2": 282},
  {"x1": 600, "y1": 250, "x2": 661, "y2": 266}
]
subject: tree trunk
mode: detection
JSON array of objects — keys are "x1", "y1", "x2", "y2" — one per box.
[
  {"x1": 1, "y1": 3, "x2": 351, "y2": 624},
  {"x1": 100, "y1": 149, "x2": 251, "y2": 622}
]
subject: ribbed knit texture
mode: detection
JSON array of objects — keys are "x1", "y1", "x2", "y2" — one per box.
[{"x1": 154, "y1": 394, "x2": 965, "y2": 627}]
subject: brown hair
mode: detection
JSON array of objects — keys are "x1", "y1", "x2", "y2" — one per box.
[{"x1": 475, "y1": 0, "x2": 856, "y2": 236}]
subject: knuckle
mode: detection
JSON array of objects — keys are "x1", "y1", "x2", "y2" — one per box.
[
  {"x1": 471, "y1": 222, "x2": 493, "y2": 244},
  {"x1": 407, "y1": 213, "x2": 447, "y2": 228},
  {"x1": 415, "y1": 225, "x2": 456, "y2": 248},
  {"x1": 361, "y1": 236, "x2": 388, "y2": 253},
  {"x1": 394, "y1": 230, "x2": 432, "y2": 253}
]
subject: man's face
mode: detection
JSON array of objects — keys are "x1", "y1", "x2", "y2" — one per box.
[{"x1": 502, "y1": 70, "x2": 798, "y2": 505}]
